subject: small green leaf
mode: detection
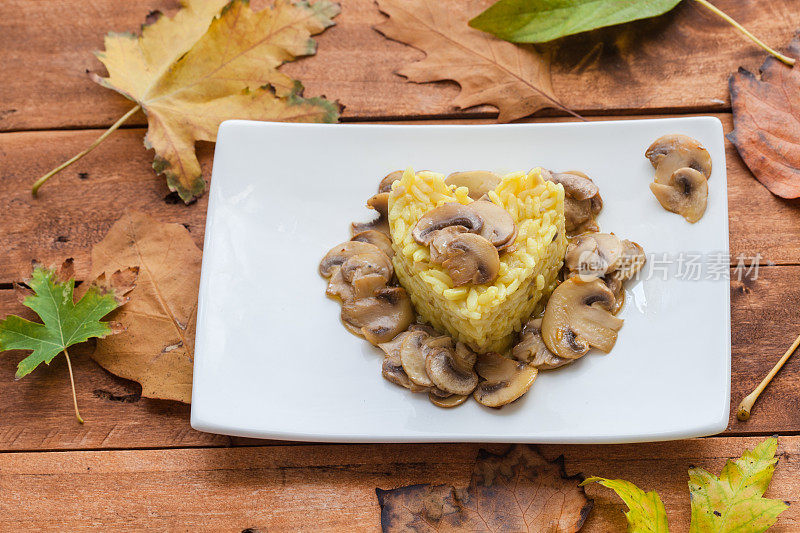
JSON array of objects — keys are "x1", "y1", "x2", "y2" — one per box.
[
  {"x1": 582, "y1": 476, "x2": 669, "y2": 532},
  {"x1": 688, "y1": 437, "x2": 789, "y2": 533},
  {"x1": 0, "y1": 263, "x2": 122, "y2": 378},
  {"x1": 469, "y1": 0, "x2": 682, "y2": 43}
]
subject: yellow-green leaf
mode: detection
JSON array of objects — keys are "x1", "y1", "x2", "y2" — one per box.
[
  {"x1": 93, "y1": 0, "x2": 340, "y2": 201},
  {"x1": 688, "y1": 437, "x2": 789, "y2": 533},
  {"x1": 582, "y1": 477, "x2": 669, "y2": 533}
]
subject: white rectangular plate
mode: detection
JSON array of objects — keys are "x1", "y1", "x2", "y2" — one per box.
[{"x1": 191, "y1": 117, "x2": 730, "y2": 444}]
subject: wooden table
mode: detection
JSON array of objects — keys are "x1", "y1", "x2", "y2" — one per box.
[{"x1": 1, "y1": 0, "x2": 799, "y2": 530}]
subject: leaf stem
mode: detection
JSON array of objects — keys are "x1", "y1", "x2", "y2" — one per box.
[
  {"x1": 63, "y1": 347, "x2": 84, "y2": 425},
  {"x1": 31, "y1": 104, "x2": 142, "y2": 196},
  {"x1": 694, "y1": 0, "x2": 796, "y2": 66},
  {"x1": 737, "y1": 332, "x2": 800, "y2": 421}
]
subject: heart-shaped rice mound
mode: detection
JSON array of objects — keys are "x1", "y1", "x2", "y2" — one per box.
[{"x1": 388, "y1": 168, "x2": 567, "y2": 353}]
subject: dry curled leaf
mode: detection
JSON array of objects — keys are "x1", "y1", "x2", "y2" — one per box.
[
  {"x1": 374, "y1": 0, "x2": 575, "y2": 123},
  {"x1": 376, "y1": 444, "x2": 593, "y2": 532},
  {"x1": 729, "y1": 33, "x2": 800, "y2": 199},
  {"x1": 91, "y1": 0, "x2": 341, "y2": 201},
  {"x1": 88, "y1": 211, "x2": 202, "y2": 403}
]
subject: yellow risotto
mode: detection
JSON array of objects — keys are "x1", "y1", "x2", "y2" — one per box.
[{"x1": 388, "y1": 168, "x2": 567, "y2": 353}]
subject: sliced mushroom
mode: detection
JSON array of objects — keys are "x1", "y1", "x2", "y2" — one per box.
[
  {"x1": 340, "y1": 250, "x2": 393, "y2": 298},
  {"x1": 379, "y1": 331, "x2": 427, "y2": 392},
  {"x1": 341, "y1": 287, "x2": 414, "y2": 345},
  {"x1": 379, "y1": 170, "x2": 403, "y2": 193},
  {"x1": 512, "y1": 318, "x2": 572, "y2": 370},
  {"x1": 468, "y1": 201, "x2": 517, "y2": 250},
  {"x1": 434, "y1": 232, "x2": 500, "y2": 287},
  {"x1": 564, "y1": 233, "x2": 624, "y2": 279},
  {"x1": 544, "y1": 170, "x2": 603, "y2": 235},
  {"x1": 615, "y1": 239, "x2": 646, "y2": 282},
  {"x1": 603, "y1": 273, "x2": 626, "y2": 315},
  {"x1": 319, "y1": 241, "x2": 385, "y2": 278},
  {"x1": 650, "y1": 167, "x2": 708, "y2": 223},
  {"x1": 474, "y1": 352, "x2": 538, "y2": 408},
  {"x1": 445, "y1": 171, "x2": 501, "y2": 200},
  {"x1": 646, "y1": 134, "x2": 712, "y2": 184},
  {"x1": 352, "y1": 230, "x2": 394, "y2": 259},
  {"x1": 429, "y1": 225, "x2": 469, "y2": 263},
  {"x1": 351, "y1": 192, "x2": 391, "y2": 236},
  {"x1": 412, "y1": 202, "x2": 483, "y2": 245},
  {"x1": 400, "y1": 330, "x2": 434, "y2": 388},
  {"x1": 425, "y1": 342, "x2": 478, "y2": 395},
  {"x1": 428, "y1": 391, "x2": 468, "y2": 408},
  {"x1": 325, "y1": 267, "x2": 356, "y2": 302},
  {"x1": 541, "y1": 277, "x2": 624, "y2": 359}
]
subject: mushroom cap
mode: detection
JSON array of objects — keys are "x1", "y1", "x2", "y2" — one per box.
[
  {"x1": 650, "y1": 167, "x2": 708, "y2": 223},
  {"x1": 412, "y1": 202, "x2": 484, "y2": 245},
  {"x1": 350, "y1": 192, "x2": 391, "y2": 236},
  {"x1": 438, "y1": 233, "x2": 501, "y2": 287},
  {"x1": 512, "y1": 318, "x2": 572, "y2": 370},
  {"x1": 615, "y1": 239, "x2": 646, "y2": 282},
  {"x1": 564, "y1": 233, "x2": 624, "y2": 280},
  {"x1": 429, "y1": 225, "x2": 469, "y2": 263},
  {"x1": 400, "y1": 330, "x2": 435, "y2": 387},
  {"x1": 352, "y1": 230, "x2": 394, "y2": 259},
  {"x1": 428, "y1": 391, "x2": 468, "y2": 408},
  {"x1": 544, "y1": 170, "x2": 603, "y2": 235},
  {"x1": 379, "y1": 331, "x2": 427, "y2": 392},
  {"x1": 646, "y1": 134, "x2": 712, "y2": 184},
  {"x1": 379, "y1": 170, "x2": 404, "y2": 193},
  {"x1": 425, "y1": 342, "x2": 479, "y2": 395},
  {"x1": 325, "y1": 268, "x2": 356, "y2": 302},
  {"x1": 319, "y1": 241, "x2": 387, "y2": 277},
  {"x1": 473, "y1": 351, "x2": 538, "y2": 408},
  {"x1": 445, "y1": 171, "x2": 501, "y2": 200},
  {"x1": 541, "y1": 277, "x2": 624, "y2": 359},
  {"x1": 468, "y1": 200, "x2": 517, "y2": 249},
  {"x1": 603, "y1": 273, "x2": 626, "y2": 315},
  {"x1": 341, "y1": 287, "x2": 415, "y2": 345}
]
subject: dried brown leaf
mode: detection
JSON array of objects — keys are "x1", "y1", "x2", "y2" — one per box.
[
  {"x1": 88, "y1": 211, "x2": 201, "y2": 403},
  {"x1": 376, "y1": 444, "x2": 593, "y2": 532},
  {"x1": 374, "y1": 0, "x2": 574, "y2": 123},
  {"x1": 729, "y1": 33, "x2": 800, "y2": 199}
]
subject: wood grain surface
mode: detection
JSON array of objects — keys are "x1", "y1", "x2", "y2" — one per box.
[
  {"x1": 2, "y1": 0, "x2": 799, "y2": 131},
  {"x1": 3, "y1": 0, "x2": 800, "y2": 529},
  {"x1": 0, "y1": 438, "x2": 797, "y2": 531}
]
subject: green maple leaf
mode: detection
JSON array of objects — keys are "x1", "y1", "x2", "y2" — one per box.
[
  {"x1": 585, "y1": 438, "x2": 789, "y2": 533},
  {"x1": 688, "y1": 438, "x2": 789, "y2": 532},
  {"x1": 0, "y1": 261, "x2": 136, "y2": 423},
  {"x1": 582, "y1": 477, "x2": 669, "y2": 533}
]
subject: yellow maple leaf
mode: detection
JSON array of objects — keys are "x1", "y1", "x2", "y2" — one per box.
[{"x1": 33, "y1": 0, "x2": 340, "y2": 201}]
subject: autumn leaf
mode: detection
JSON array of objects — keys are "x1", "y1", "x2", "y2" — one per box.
[
  {"x1": 586, "y1": 437, "x2": 789, "y2": 533},
  {"x1": 88, "y1": 211, "x2": 201, "y2": 403},
  {"x1": 374, "y1": 0, "x2": 578, "y2": 123},
  {"x1": 729, "y1": 34, "x2": 800, "y2": 199},
  {"x1": 688, "y1": 437, "x2": 789, "y2": 533},
  {"x1": 581, "y1": 477, "x2": 669, "y2": 533},
  {"x1": 34, "y1": 0, "x2": 341, "y2": 202},
  {"x1": 0, "y1": 259, "x2": 137, "y2": 423},
  {"x1": 376, "y1": 444, "x2": 593, "y2": 532}
]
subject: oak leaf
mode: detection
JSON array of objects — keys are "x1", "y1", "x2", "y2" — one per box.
[
  {"x1": 88, "y1": 0, "x2": 341, "y2": 202},
  {"x1": 729, "y1": 34, "x2": 800, "y2": 199},
  {"x1": 88, "y1": 211, "x2": 202, "y2": 403},
  {"x1": 374, "y1": 0, "x2": 576, "y2": 123},
  {"x1": 376, "y1": 444, "x2": 593, "y2": 532}
]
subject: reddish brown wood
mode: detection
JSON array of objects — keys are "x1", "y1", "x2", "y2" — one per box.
[
  {"x1": 1, "y1": 0, "x2": 799, "y2": 130},
  {"x1": 0, "y1": 438, "x2": 796, "y2": 531}
]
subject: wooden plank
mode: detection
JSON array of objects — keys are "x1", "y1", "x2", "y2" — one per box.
[
  {"x1": 0, "y1": 438, "x2": 797, "y2": 531},
  {"x1": 0, "y1": 263, "x2": 798, "y2": 451},
  {"x1": 2, "y1": 0, "x2": 800, "y2": 131},
  {"x1": 1, "y1": 114, "x2": 799, "y2": 287}
]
